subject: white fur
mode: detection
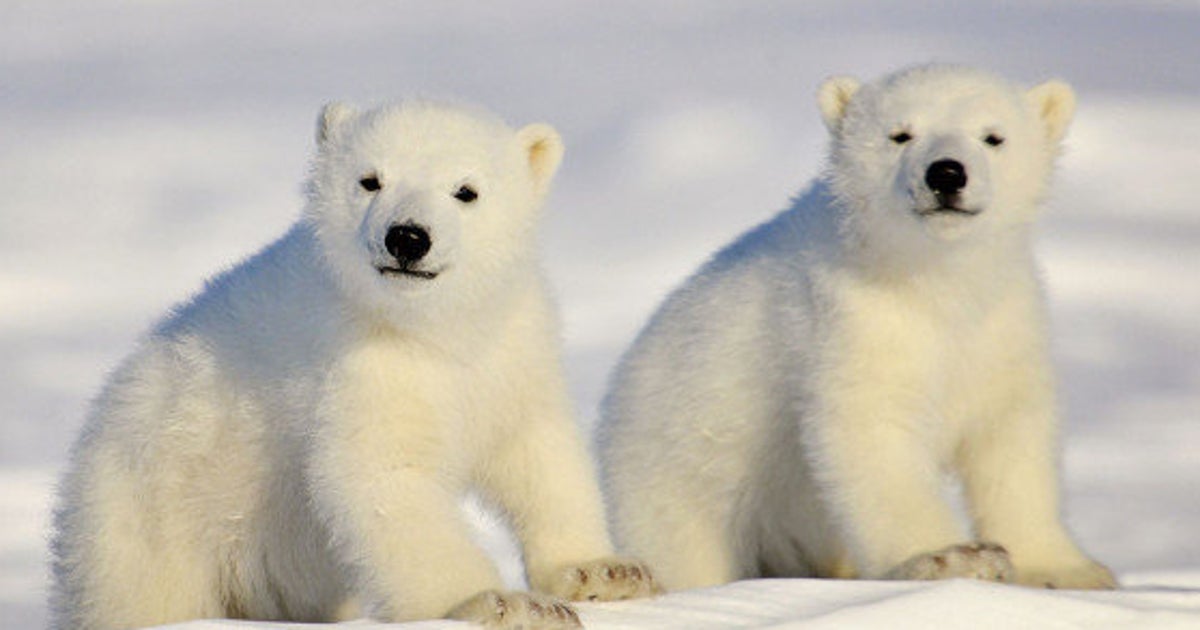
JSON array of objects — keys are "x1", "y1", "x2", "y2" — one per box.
[
  {"x1": 50, "y1": 101, "x2": 655, "y2": 630},
  {"x1": 599, "y1": 65, "x2": 1114, "y2": 591}
]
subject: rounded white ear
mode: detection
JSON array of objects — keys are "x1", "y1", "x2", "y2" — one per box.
[
  {"x1": 317, "y1": 102, "x2": 357, "y2": 146},
  {"x1": 517, "y1": 123, "x2": 564, "y2": 195},
  {"x1": 1025, "y1": 80, "x2": 1076, "y2": 143},
  {"x1": 817, "y1": 76, "x2": 861, "y2": 134}
]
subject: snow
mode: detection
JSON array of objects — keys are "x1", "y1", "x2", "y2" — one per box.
[
  {"x1": 2, "y1": 1, "x2": 1198, "y2": 628},
  {"x1": 124, "y1": 577, "x2": 1200, "y2": 630}
]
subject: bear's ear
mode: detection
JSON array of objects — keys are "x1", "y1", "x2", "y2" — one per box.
[
  {"x1": 517, "y1": 123, "x2": 564, "y2": 195},
  {"x1": 817, "y1": 76, "x2": 861, "y2": 134},
  {"x1": 317, "y1": 102, "x2": 357, "y2": 147},
  {"x1": 1025, "y1": 80, "x2": 1076, "y2": 143}
]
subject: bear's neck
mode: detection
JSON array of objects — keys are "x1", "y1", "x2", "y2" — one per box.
[
  {"x1": 344, "y1": 254, "x2": 544, "y2": 361},
  {"x1": 826, "y1": 190, "x2": 1037, "y2": 282},
  {"x1": 839, "y1": 221, "x2": 1039, "y2": 302}
]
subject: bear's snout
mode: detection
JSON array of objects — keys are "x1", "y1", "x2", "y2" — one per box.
[
  {"x1": 925, "y1": 159, "x2": 967, "y2": 197},
  {"x1": 385, "y1": 223, "x2": 432, "y2": 266}
]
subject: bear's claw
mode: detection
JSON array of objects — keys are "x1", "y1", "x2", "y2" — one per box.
[
  {"x1": 885, "y1": 542, "x2": 1015, "y2": 582},
  {"x1": 537, "y1": 556, "x2": 663, "y2": 603},
  {"x1": 447, "y1": 590, "x2": 581, "y2": 629}
]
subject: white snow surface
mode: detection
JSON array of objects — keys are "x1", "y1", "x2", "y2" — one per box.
[{"x1": 2, "y1": 1, "x2": 1199, "y2": 628}]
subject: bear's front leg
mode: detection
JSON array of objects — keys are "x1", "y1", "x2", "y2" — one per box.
[
  {"x1": 309, "y1": 349, "x2": 516, "y2": 622},
  {"x1": 805, "y1": 386, "x2": 982, "y2": 580},
  {"x1": 477, "y1": 393, "x2": 661, "y2": 603},
  {"x1": 959, "y1": 382, "x2": 1116, "y2": 590},
  {"x1": 310, "y1": 442, "x2": 508, "y2": 620}
]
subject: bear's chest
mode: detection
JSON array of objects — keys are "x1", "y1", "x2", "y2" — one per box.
[{"x1": 824, "y1": 273, "x2": 1042, "y2": 431}]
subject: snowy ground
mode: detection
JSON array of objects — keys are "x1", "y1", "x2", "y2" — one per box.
[{"x1": 2, "y1": 1, "x2": 1199, "y2": 628}]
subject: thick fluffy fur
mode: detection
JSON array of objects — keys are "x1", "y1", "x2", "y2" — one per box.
[
  {"x1": 51, "y1": 101, "x2": 656, "y2": 630},
  {"x1": 599, "y1": 65, "x2": 1114, "y2": 591}
]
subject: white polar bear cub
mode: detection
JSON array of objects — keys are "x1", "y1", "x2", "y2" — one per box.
[
  {"x1": 51, "y1": 101, "x2": 657, "y2": 630},
  {"x1": 599, "y1": 65, "x2": 1115, "y2": 591}
]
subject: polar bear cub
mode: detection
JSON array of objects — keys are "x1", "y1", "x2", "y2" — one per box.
[
  {"x1": 599, "y1": 65, "x2": 1115, "y2": 591},
  {"x1": 51, "y1": 101, "x2": 657, "y2": 630}
]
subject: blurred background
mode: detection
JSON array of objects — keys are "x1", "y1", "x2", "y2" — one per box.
[{"x1": 3, "y1": 1, "x2": 1198, "y2": 627}]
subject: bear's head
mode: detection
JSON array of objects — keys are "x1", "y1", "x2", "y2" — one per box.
[
  {"x1": 818, "y1": 64, "x2": 1074, "y2": 254},
  {"x1": 304, "y1": 101, "x2": 563, "y2": 325}
]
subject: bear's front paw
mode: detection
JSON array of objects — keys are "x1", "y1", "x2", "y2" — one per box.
[
  {"x1": 446, "y1": 590, "x2": 580, "y2": 629},
  {"x1": 535, "y1": 556, "x2": 663, "y2": 602},
  {"x1": 1016, "y1": 560, "x2": 1117, "y2": 590},
  {"x1": 885, "y1": 542, "x2": 1014, "y2": 582}
]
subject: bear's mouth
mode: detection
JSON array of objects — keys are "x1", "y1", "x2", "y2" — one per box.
[
  {"x1": 916, "y1": 205, "x2": 981, "y2": 217},
  {"x1": 377, "y1": 266, "x2": 441, "y2": 280}
]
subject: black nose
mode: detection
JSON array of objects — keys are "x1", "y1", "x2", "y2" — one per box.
[
  {"x1": 384, "y1": 224, "x2": 431, "y2": 265},
  {"x1": 925, "y1": 159, "x2": 968, "y2": 195}
]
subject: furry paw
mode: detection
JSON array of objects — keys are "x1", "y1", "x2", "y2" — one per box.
[
  {"x1": 885, "y1": 542, "x2": 1014, "y2": 582},
  {"x1": 1016, "y1": 560, "x2": 1117, "y2": 590},
  {"x1": 535, "y1": 556, "x2": 663, "y2": 602},
  {"x1": 446, "y1": 590, "x2": 580, "y2": 629}
]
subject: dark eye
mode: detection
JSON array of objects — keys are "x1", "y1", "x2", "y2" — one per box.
[
  {"x1": 359, "y1": 174, "x2": 381, "y2": 192},
  {"x1": 984, "y1": 133, "x2": 1005, "y2": 147},
  {"x1": 889, "y1": 131, "x2": 913, "y2": 145},
  {"x1": 453, "y1": 184, "x2": 478, "y2": 203}
]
